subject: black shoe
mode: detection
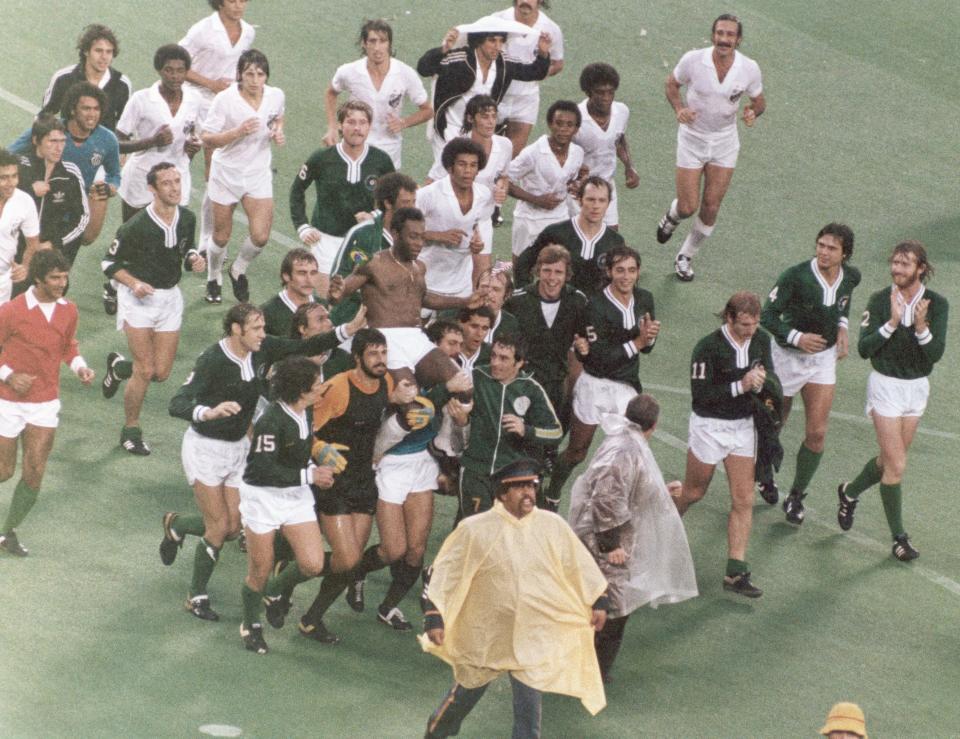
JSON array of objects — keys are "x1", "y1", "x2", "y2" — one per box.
[
  {"x1": 892, "y1": 534, "x2": 919, "y2": 561},
  {"x1": 674, "y1": 254, "x2": 694, "y2": 282},
  {"x1": 228, "y1": 270, "x2": 249, "y2": 302},
  {"x1": 757, "y1": 480, "x2": 779, "y2": 505},
  {"x1": 543, "y1": 497, "x2": 560, "y2": 513},
  {"x1": 492, "y1": 206, "x2": 504, "y2": 228},
  {"x1": 377, "y1": 604, "x2": 412, "y2": 631},
  {"x1": 345, "y1": 579, "x2": 365, "y2": 613},
  {"x1": 782, "y1": 491, "x2": 806, "y2": 525},
  {"x1": 657, "y1": 212, "x2": 680, "y2": 244},
  {"x1": 723, "y1": 571, "x2": 763, "y2": 598},
  {"x1": 102, "y1": 281, "x2": 118, "y2": 315},
  {"x1": 298, "y1": 619, "x2": 340, "y2": 644},
  {"x1": 185, "y1": 595, "x2": 220, "y2": 621},
  {"x1": 0, "y1": 530, "x2": 28, "y2": 557},
  {"x1": 837, "y1": 483, "x2": 858, "y2": 531},
  {"x1": 101, "y1": 352, "x2": 125, "y2": 399},
  {"x1": 159, "y1": 512, "x2": 183, "y2": 566},
  {"x1": 264, "y1": 594, "x2": 292, "y2": 629},
  {"x1": 240, "y1": 622, "x2": 269, "y2": 654},
  {"x1": 204, "y1": 280, "x2": 222, "y2": 304},
  {"x1": 120, "y1": 427, "x2": 151, "y2": 456}
]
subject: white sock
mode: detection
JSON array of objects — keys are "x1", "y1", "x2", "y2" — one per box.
[
  {"x1": 668, "y1": 198, "x2": 681, "y2": 221},
  {"x1": 679, "y1": 217, "x2": 715, "y2": 259},
  {"x1": 199, "y1": 192, "x2": 214, "y2": 251},
  {"x1": 207, "y1": 244, "x2": 226, "y2": 284},
  {"x1": 230, "y1": 236, "x2": 262, "y2": 278}
]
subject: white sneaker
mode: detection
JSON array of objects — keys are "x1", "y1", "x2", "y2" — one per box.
[{"x1": 675, "y1": 254, "x2": 694, "y2": 282}]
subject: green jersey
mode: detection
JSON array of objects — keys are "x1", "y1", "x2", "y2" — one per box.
[
  {"x1": 514, "y1": 218, "x2": 625, "y2": 295},
  {"x1": 243, "y1": 401, "x2": 315, "y2": 489},
  {"x1": 690, "y1": 325, "x2": 774, "y2": 420},
  {"x1": 290, "y1": 143, "x2": 394, "y2": 238},
  {"x1": 261, "y1": 291, "x2": 314, "y2": 338},
  {"x1": 858, "y1": 285, "x2": 948, "y2": 379},
  {"x1": 329, "y1": 211, "x2": 391, "y2": 324},
  {"x1": 102, "y1": 204, "x2": 197, "y2": 289},
  {"x1": 762, "y1": 259, "x2": 861, "y2": 349},
  {"x1": 461, "y1": 365, "x2": 562, "y2": 476},
  {"x1": 580, "y1": 285, "x2": 656, "y2": 390}
]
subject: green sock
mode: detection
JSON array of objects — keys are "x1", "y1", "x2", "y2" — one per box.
[
  {"x1": 114, "y1": 360, "x2": 133, "y2": 380},
  {"x1": 790, "y1": 444, "x2": 822, "y2": 495},
  {"x1": 2, "y1": 480, "x2": 39, "y2": 532},
  {"x1": 189, "y1": 538, "x2": 220, "y2": 597},
  {"x1": 241, "y1": 583, "x2": 263, "y2": 627},
  {"x1": 265, "y1": 560, "x2": 312, "y2": 598},
  {"x1": 174, "y1": 514, "x2": 205, "y2": 539},
  {"x1": 845, "y1": 457, "x2": 883, "y2": 498},
  {"x1": 879, "y1": 483, "x2": 905, "y2": 538},
  {"x1": 725, "y1": 558, "x2": 749, "y2": 577}
]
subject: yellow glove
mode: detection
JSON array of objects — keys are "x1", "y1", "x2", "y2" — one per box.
[
  {"x1": 312, "y1": 440, "x2": 349, "y2": 474},
  {"x1": 402, "y1": 396, "x2": 436, "y2": 431}
]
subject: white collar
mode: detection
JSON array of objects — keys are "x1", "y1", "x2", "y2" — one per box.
[{"x1": 25, "y1": 286, "x2": 67, "y2": 309}]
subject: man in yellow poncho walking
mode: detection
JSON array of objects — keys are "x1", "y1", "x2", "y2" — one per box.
[{"x1": 419, "y1": 457, "x2": 609, "y2": 738}]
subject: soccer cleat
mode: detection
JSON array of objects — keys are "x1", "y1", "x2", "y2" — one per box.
[
  {"x1": 298, "y1": 619, "x2": 341, "y2": 645},
  {"x1": 228, "y1": 270, "x2": 249, "y2": 302},
  {"x1": 101, "y1": 352, "x2": 125, "y2": 399},
  {"x1": 657, "y1": 211, "x2": 680, "y2": 243},
  {"x1": 0, "y1": 530, "x2": 29, "y2": 557},
  {"x1": 185, "y1": 595, "x2": 220, "y2": 621},
  {"x1": 102, "y1": 281, "x2": 118, "y2": 315},
  {"x1": 757, "y1": 480, "x2": 779, "y2": 505},
  {"x1": 892, "y1": 534, "x2": 919, "y2": 562},
  {"x1": 237, "y1": 530, "x2": 247, "y2": 553},
  {"x1": 120, "y1": 427, "x2": 151, "y2": 456},
  {"x1": 377, "y1": 604, "x2": 412, "y2": 632},
  {"x1": 492, "y1": 206, "x2": 504, "y2": 228},
  {"x1": 782, "y1": 491, "x2": 806, "y2": 525},
  {"x1": 240, "y1": 622, "x2": 269, "y2": 654},
  {"x1": 837, "y1": 483, "x2": 858, "y2": 531},
  {"x1": 723, "y1": 571, "x2": 763, "y2": 598},
  {"x1": 159, "y1": 512, "x2": 183, "y2": 566},
  {"x1": 204, "y1": 280, "x2": 222, "y2": 304},
  {"x1": 345, "y1": 578, "x2": 365, "y2": 613},
  {"x1": 543, "y1": 497, "x2": 560, "y2": 513},
  {"x1": 264, "y1": 594, "x2": 292, "y2": 629},
  {"x1": 674, "y1": 254, "x2": 694, "y2": 282}
]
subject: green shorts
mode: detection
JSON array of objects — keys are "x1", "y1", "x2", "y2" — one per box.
[{"x1": 458, "y1": 468, "x2": 497, "y2": 519}]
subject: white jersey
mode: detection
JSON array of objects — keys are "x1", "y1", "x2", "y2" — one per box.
[
  {"x1": 179, "y1": 12, "x2": 256, "y2": 105},
  {"x1": 416, "y1": 177, "x2": 494, "y2": 296},
  {"x1": 116, "y1": 82, "x2": 206, "y2": 206},
  {"x1": 507, "y1": 135, "x2": 583, "y2": 220},
  {"x1": 574, "y1": 99, "x2": 629, "y2": 182},
  {"x1": 204, "y1": 84, "x2": 285, "y2": 178},
  {"x1": 0, "y1": 189, "x2": 40, "y2": 280},
  {"x1": 673, "y1": 47, "x2": 762, "y2": 137},
  {"x1": 493, "y1": 7, "x2": 564, "y2": 98},
  {"x1": 331, "y1": 58, "x2": 428, "y2": 167},
  {"x1": 428, "y1": 134, "x2": 513, "y2": 190}
]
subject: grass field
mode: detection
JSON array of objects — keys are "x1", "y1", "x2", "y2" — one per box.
[{"x1": 1, "y1": 1, "x2": 959, "y2": 736}]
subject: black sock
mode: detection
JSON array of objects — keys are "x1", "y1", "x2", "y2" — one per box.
[
  {"x1": 301, "y1": 572, "x2": 351, "y2": 626},
  {"x1": 381, "y1": 560, "x2": 422, "y2": 611},
  {"x1": 357, "y1": 545, "x2": 387, "y2": 578}
]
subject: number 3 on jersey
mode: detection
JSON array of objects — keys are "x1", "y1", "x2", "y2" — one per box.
[
  {"x1": 691, "y1": 361, "x2": 706, "y2": 380},
  {"x1": 254, "y1": 434, "x2": 275, "y2": 453}
]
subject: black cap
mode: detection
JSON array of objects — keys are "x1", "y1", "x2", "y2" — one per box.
[{"x1": 492, "y1": 458, "x2": 542, "y2": 487}]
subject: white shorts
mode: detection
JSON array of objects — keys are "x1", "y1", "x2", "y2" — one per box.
[
  {"x1": 207, "y1": 163, "x2": 273, "y2": 205},
  {"x1": 0, "y1": 398, "x2": 60, "y2": 437},
  {"x1": 117, "y1": 284, "x2": 183, "y2": 332},
  {"x1": 0, "y1": 274, "x2": 11, "y2": 305},
  {"x1": 771, "y1": 343, "x2": 837, "y2": 397},
  {"x1": 311, "y1": 232, "x2": 345, "y2": 275},
  {"x1": 866, "y1": 371, "x2": 929, "y2": 418},
  {"x1": 676, "y1": 126, "x2": 740, "y2": 169},
  {"x1": 572, "y1": 372, "x2": 637, "y2": 426},
  {"x1": 381, "y1": 327, "x2": 439, "y2": 370},
  {"x1": 120, "y1": 164, "x2": 191, "y2": 209},
  {"x1": 498, "y1": 87, "x2": 541, "y2": 126},
  {"x1": 376, "y1": 449, "x2": 439, "y2": 504},
  {"x1": 238, "y1": 482, "x2": 317, "y2": 535},
  {"x1": 511, "y1": 211, "x2": 568, "y2": 256},
  {"x1": 569, "y1": 183, "x2": 619, "y2": 227},
  {"x1": 687, "y1": 412, "x2": 755, "y2": 465},
  {"x1": 181, "y1": 427, "x2": 250, "y2": 488}
]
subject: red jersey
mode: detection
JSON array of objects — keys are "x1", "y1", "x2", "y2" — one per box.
[{"x1": 0, "y1": 289, "x2": 81, "y2": 403}]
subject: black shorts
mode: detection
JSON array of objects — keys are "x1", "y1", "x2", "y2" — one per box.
[
  {"x1": 312, "y1": 473, "x2": 378, "y2": 517},
  {"x1": 458, "y1": 467, "x2": 497, "y2": 519}
]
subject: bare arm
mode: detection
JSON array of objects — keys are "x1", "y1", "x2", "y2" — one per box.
[
  {"x1": 393, "y1": 101, "x2": 433, "y2": 133},
  {"x1": 328, "y1": 271, "x2": 369, "y2": 305},
  {"x1": 547, "y1": 59, "x2": 564, "y2": 77},
  {"x1": 665, "y1": 74, "x2": 696, "y2": 123},
  {"x1": 742, "y1": 93, "x2": 766, "y2": 126},
  {"x1": 322, "y1": 85, "x2": 340, "y2": 147},
  {"x1": 615, "y1": 133, "x2": 639, "y2": 188},
  {"x1": 117, "y1": 126, "x2": 172, "y2": 155},
  {"x1": 185, "y1": 69, "x2": 231, "y2": 94}
]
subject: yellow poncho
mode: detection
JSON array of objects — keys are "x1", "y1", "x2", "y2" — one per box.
[{"x1": 419, "y1": 502, "x2": 608, "y2": 715}]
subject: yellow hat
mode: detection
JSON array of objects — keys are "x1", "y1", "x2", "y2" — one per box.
[{"x1": 819, "y1": 702, "x2": 867, "y2": 738}]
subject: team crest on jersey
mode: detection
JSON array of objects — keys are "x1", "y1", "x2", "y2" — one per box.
[
  {"x1": 838, "y1": 296, "x2": 849, "y2": 312},
  {"x1": 90, "y1": 152, "x2": 103, "y2": 167},
  {"x1": 513, "y1": 396, "x2": 530, "y2": 416},
  {"x1": 52, "y1": 191, "x2": 66, "y2": 204},
  {"x1": 388, "y1": 92, "x2": 403, "y2": 109},
  {"x1": 364, "y1": 174, "x2": 379, "y2": 192},
  {"x1": 350, "y1": 249, "x2": 367, "y2": 266},
  {"x1": 728, "y1": 89, "x2": 744, "y2": 103},
  {"x1": 183, "y1": 120, "x2": 196, "y2": 137}
]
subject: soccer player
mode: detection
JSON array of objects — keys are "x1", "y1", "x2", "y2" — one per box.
[
  {"x1": 99, "y1": 163, "x2": 205, "y2": 456},
  {"x1": 475, "y1": 265, "x2": 519, "y2": 342},
  {"x1": 507, "y1": 99, "x2": 584, "y2": 259},
  {"x1": 514, "y1": 176, "x2": 625, "y2": 294},
  {"x1": 417, "y1": 139, "x2": 494, "y2": 299},
  {"x1": 323, "y1": 19, "x2": 431, "y2": 169},
  {"x1": 0, "y1": 149, "x2": 41, "y2": 305},
  {"x1": 40, "y1": 24, "x2": 132, "y2": 132},
  {"x1": 425, "y1": 319, "x2": 464, "y2": 360},
  {"x1": 760, "y1": 224, "x2": 860, "y2": 522},
  {"x1": 237, "y1": 356, "x2": 335, "y2": 655},
  {"x1": 674, "y1": 291, "x2": 773, "y2": 597},
  {"x1": 493, "y1": 1, "x2": 565, "y2": 156},
  {"x1": 260, "y1": 248, "x2": 318, "y2": 338},
  {"x1": 837, "y1": 241, "x2": 947, "y2": 561},
  {"x1": 0, "y1": 250, "x2": 95, "y2": 557},
  {"x1": 573, "y1": 63, "x2": 638, "y2": 230},
  {"x1": 290, "y1": 303, "x2": 354, "y2": 382},
  {"x1": 115, "y1": 45, "x2": 204, "y2": 223},
  {"x1": 290, "y1": 100, "x2": 394, "y2": 300},
  {"x1": 456, "y1": 305, "x2": 494, "y2": 371},
  {"x1": 655, "y1": 14, "x2": 765, "y2": 282},
  {"x1": 201, "y1": 48, "x2": 285, "y2": 303},
  {"x1": 545, "y1": 246, "x2": 659, "y2": 510}
]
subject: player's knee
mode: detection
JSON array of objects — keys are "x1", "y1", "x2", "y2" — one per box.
[
  {"x1": 299, "y1": 554, "x2": 324, "y2": 578},
  {"x1": 676, "y1": 196, "x2": 698, "y2": 219},
  {"x1": 885, "y1": 457, "x2": 907, "y2": 481},
  {"x1": 683, "y1": 485, "x2": 706, "y2": 505},
  {"x1": 0, "y1": 460, "x2": 16, "y2": 483},
  {"x1": 152, "y1": 367, "x2": 172, "y2": 383},
  {"x1": 381, "y1": 541, "x2": 405, "y2": 564},
  {"x1": 804, "y1": 430, "x2": 826, "y2": 453},
  {"x1": 204, "y1": 520, "x2": 229, "y2": 546},
  {"x1": 405, "y1": 544, "x2": 426, "y2": 566},
  {"x1": 699, "y1": 200, "x2": 721, "y2": 222},
  {"x1": 249, "y1": 230, "x2": 269, "y2": 248},
  {"x1": 133, "y1": 360, "x2": 155, "y2": 380}
]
